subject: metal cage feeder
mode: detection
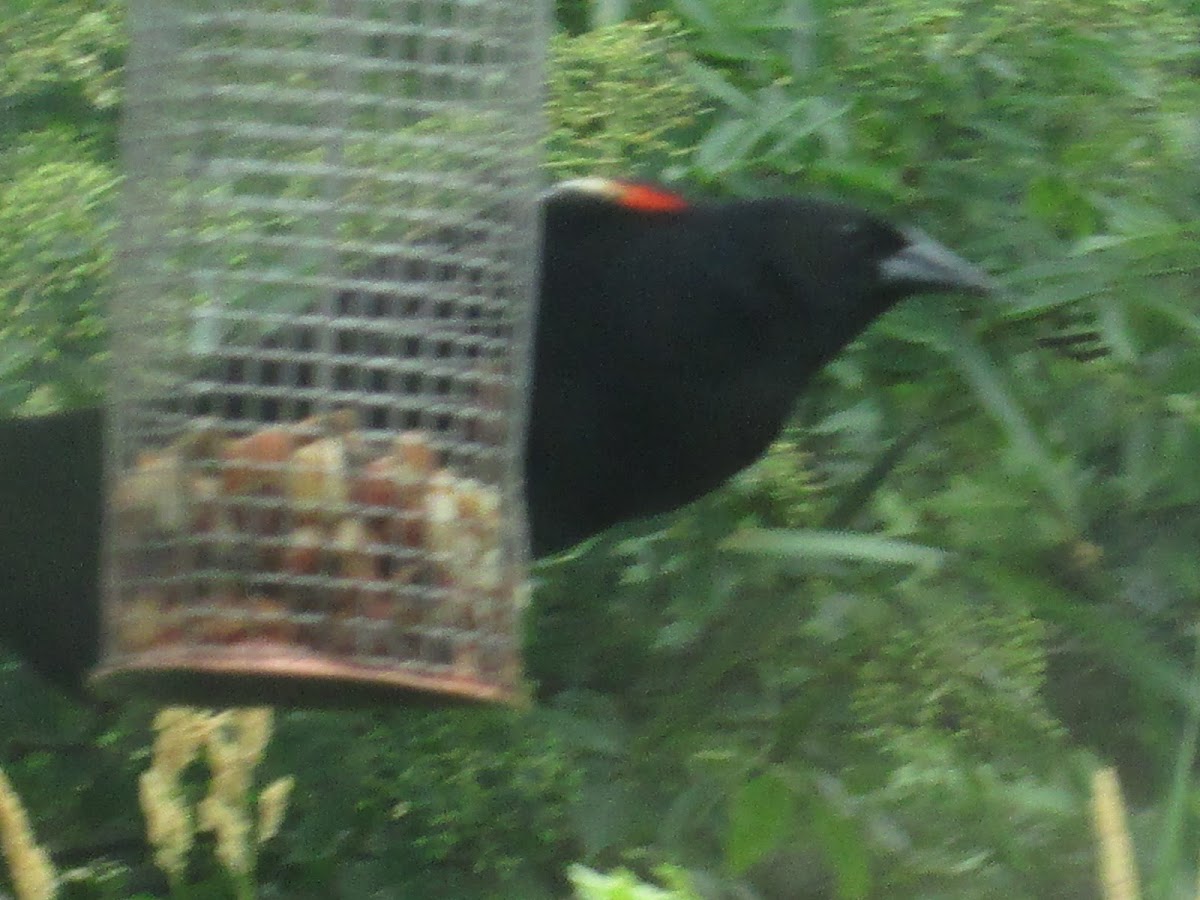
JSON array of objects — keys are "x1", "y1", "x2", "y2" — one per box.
[{"x1": 90, "y1": 0, "x2": 546, "y2": 707}]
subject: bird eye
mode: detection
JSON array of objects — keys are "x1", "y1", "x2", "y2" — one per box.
[{"x1": 851, "y1": 218, "x2": 906, "y2": 257}]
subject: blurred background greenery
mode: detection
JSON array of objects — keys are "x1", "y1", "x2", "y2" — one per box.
[{"x1": 1, "y1": 0, "x2": 1198, "y2": 896}]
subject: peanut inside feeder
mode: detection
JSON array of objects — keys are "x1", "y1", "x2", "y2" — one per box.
[{"x1": 102, "y1": 408, "x2": 524, "y2": 704}]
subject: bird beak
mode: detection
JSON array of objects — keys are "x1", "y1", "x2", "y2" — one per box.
[{"x1": 879, "y1": 228, "x2": 996, "y2": 296}]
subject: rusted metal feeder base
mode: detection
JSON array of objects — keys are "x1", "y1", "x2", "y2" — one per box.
[{"x1": 89, "y1": 646, "x2": 522, "y2": 708}]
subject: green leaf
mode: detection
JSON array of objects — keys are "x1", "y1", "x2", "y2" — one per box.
[
  {"x1": 569, "y1": 865, "x2": 683, "y2": 900},
  {"x1": 807, "y1": 779, "x2": 871, "y2": 900},
  {"x1": 672, "y1": 0, "x2": 766, "y2": 60},
  {"x1": 938, "y1": 321, "x2": 1080, "y2": 522},
  {"x1": 722, "y1": 528, "x2": 949, "y2": 571},
  {"x1": 1025, "y1": 174, "x2": 1101, "y2": 237},
  {"x1": 680, "y1": 58, "x2": 752, "y2": 112},
  {"x1": 1146, "y1": 294, "x2": 1200, "y2": 346},
  {"x1": 693, "y1": 116, "x2": 760, "y2": 174},
  {"x1": 1149, "y1": 630, "x2": 1200, "y2": 898},
  {"x1": 825, "y1": 405, "x2": 972, "y2": 528},
  {"x1": 809, "y1": 159, "x2": 905, "y2": 201},
  {"x1": 767, "y1": 97, "x2": 852, "y2": 159},
  {"x1": 725, "y1": 771, "x2": 798, "y2": 875}
]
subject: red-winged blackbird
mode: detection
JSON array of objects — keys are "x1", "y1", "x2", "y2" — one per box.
[{"x1": 0, "y1": 179, "x2": 992, "y2": 692}]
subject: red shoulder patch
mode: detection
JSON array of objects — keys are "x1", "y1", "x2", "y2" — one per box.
[
  {"x1": 553, "y1": 178, "x2": 690, "y2": 213},
  {"x1": 612, "y1": 182, "x2": 690, "y2": 213}
]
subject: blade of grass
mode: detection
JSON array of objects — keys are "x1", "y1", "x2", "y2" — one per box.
[
  {"x1": 722, "y1": 528, "x2": 949, "y2": 571},
  {"x1": 940, "y1": 321, "x2": 1080, "y2": 523},
  {"x1": 1149, "y1": 626, "x2": 1200, "y2": 899},
  {"x1": 1092, "y1": 766, "x2": 1141, "y2": 900},
  {"x1": 982, "y1": 562, "x2": 1200, "y2": 714},
  {"x1": 824, "y1": 405, "x2": 974, "y2": 529}
]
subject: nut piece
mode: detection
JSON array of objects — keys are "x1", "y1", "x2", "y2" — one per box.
[
  {"x1": 353, "y1": 456, "x2": 401, "y2": 510},
  {"x1": 426, "y1": 474, "x2": 502, "y2": 582},
  {"x1": 287, "y1": 436, "x2": 349, "y2": 522},
  {"x1": 394, "y1": 430, "x2": 438, "y2": 477},
  {"x1": 114, "y1": 448, "x2": 186, "y2": 533},
  {"x1": 222, "y1": 427, "x2": 294, "y2": 495},
  {"x1": 281, "y1": 525, "x2": 325, "y2": 576},
  {"x1": 332, "y1": 518, "x2": 379, "y2": 581},
  {"x1": 116, "y1": 590, "x2": 170, "y2": 652}
]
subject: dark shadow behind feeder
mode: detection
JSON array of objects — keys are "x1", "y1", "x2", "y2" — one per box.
[{"x1": 91, "y1": 0, "x2": 547, "y2": 707}]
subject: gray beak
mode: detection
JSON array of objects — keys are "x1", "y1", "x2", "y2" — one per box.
[{"x1": 879, "y1": 228, "x2": 996, "y2": 296}]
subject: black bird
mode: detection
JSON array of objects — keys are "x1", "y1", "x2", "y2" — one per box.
[
  {"x1": 0, "y1": 178, "x2": 993, "y2": 693},
  {"x1": 532, "y1": 178, "x2": 992, "y2": 551}
]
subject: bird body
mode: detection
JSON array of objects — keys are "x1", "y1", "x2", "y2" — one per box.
[
  {"x1": 1, "y1": 405, "x2": 103, "y2": 689},
  {"x1": 0, "y1": 179, "x2": 992, "y2": 691}
]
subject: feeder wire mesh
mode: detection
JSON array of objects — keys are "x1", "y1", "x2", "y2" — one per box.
[{"x1": 96, "y1": 0, "x2": 547, "y2": 706}]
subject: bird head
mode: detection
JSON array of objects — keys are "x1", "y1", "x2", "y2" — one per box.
[
  {"x1": 753, "y1": 197, "x2": 995, "y2": 314},
  {"x1": 539, "y1": 179, "x2": 996, "y2": 380}
]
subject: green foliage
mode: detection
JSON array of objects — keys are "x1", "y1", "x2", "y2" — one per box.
[
  {"x1": 0, "y1": 0, "x2": 124, "y2": 127},
  {"x1": 528, "y1": 476, "x2": 1090, "y2": 897},
  {"x1": 0, "y1": 0, "x2": 123, "y2": 413},
  {"x1": 547, "y1": 16, "x2": 704, "y2": 178},
  {"x1": 570, "y1": 863, "x2": 700, "y2": 899},
  {"x1": 0, "y1": 129, "x2": 116, "y2": 413},
  {"x1": 540, "y1": 1, "x2": 1200, "y2": 897},
  {"x1": 261, "y1": 708, "x2": 581, "y2": 897},
  {"x1": 854, "y1": 600, "x2": 1063, "y2": 759},
  {"x1": 850, "y1": 601, "x2": 1092, "y2": 895},
  {"x1": 3, "y1": 0, "x2": 1200, "y2": 898},
  {"x1": 729, "y1": 439, "x2": 825, "y2": 529},
  {"x1": 860, "y1": 739, "x2": 1092, "y2": 897}
]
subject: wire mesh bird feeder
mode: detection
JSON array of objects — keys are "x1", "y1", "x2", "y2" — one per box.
[{"x1": 91, "y1": 0, "x2": 546, "y2": 706}]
